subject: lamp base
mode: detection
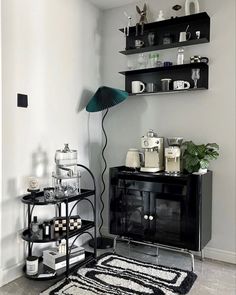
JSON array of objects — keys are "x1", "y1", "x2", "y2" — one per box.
[{"x1": 89, "y1": 237, "x2": 113, "y2": 249}]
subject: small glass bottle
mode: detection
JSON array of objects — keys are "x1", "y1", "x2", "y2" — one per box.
[
  {"x1": 31, "y1": 216, "x2": 40, "y2": 239},
  {"x1": 59, "y1": 240, "x2": 67, "y2": 254},
  {"x1": 43, "y1": 221, "x2": 51, "y2": 238},
  {"x1": 177, "y1": 47, "x2": 185, "y2": 65},
  {"x1": 154, "y1": 53, "x2": 160, "y2": 66},
  {"x1": 149, "y1": 53, "x2": 155, "y2": 68}
]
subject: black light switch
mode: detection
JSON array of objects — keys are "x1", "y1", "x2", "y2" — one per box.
[{"x1": 17, "y1": 93, "x2": 28, "y2": 108}]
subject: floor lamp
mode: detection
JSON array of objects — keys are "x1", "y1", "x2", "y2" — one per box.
[{"x1": 86, "y1": 86, "x2": 128, "y2": 249}]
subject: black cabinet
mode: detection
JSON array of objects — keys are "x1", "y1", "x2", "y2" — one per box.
[{"x1": 109, "y1": 166, "x2": 212, "y2": 251}]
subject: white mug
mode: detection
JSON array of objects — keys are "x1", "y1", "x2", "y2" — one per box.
[
  {"x1": 132, "y1": 81, "x2": 145, "y2": 94},
  {"x1": 125, "y1": 149, "x2": 142, "y2": 168},
  {"x1": 179, "y1": 31, "x2": 191, "y2": 42},
  {"x1": 173, "y1": 80, "x2": 191, "y2": 90},
  {"x1": 135, "y1": 40, "x2": 144, "y2": 48}
]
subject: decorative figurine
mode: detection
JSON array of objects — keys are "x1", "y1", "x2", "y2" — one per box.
[
  {"x1": 171, "y1": 4, "x2": 182, "y2": 18},
  {"x1": 185, "y1": 0, "x2": 200, "y2": 15},
  {"x1": 156, "y1": 10, "x2": 165, "y2": 22},
  {"x1": 124, "y1": 11, "x2": 132, "y2": 36},
  {"x1": 136, "y1": 4, "x2": 148, "y2": 36}
]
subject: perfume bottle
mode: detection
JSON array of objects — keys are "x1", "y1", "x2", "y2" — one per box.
[
  {"x1": 31, "y1": 216, "x2": 41, "y2": 239},
  {"x1": 177, "y1": 48, "x2": 184, "y2": 65},
  {"x1": 43, "y1": 221, "x2": 51, "y2": 238}
]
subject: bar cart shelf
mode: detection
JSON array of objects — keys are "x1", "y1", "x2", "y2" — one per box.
[{"x1": 20, "y1": 165, "x2": 97, "y2": 281}]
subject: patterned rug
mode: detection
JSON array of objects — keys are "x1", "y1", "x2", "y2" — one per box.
[{"x1": 41, "y1": 253, "x2": 197, "y2": 295}]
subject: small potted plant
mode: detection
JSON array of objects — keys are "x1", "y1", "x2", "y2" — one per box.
[{"x1": 182, "y1": 141, "x2": 219, "y2": 174}]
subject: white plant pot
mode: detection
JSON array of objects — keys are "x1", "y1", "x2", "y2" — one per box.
[
  {"x1": 198, "y1": 168, "x2": 207, "y2": 174},
  {"x1": 185, "y1": 0, "x2": 200, "y2": 15},
  {"x1": 193, "y1": 168, "x2": 207, "y2": 175}
]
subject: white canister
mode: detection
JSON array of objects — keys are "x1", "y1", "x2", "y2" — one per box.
[{"x1": 26, "y1": 256, "x2": 38, "y2": 276}]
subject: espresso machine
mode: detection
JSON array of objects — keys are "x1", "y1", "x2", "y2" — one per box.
[
  {"x1": 165, "y1": 137, "x2": 183, "y2": 174},
  {"x1": 140, "y1": 129, "x2": 164, "y2": 172}
]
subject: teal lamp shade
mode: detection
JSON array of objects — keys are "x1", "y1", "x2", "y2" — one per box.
[{"x1": 86, "y1": 86, "x2": 128, "y2": 112}]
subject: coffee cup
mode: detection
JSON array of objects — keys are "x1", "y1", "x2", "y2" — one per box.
[
  {"x1": 161, "y1": 78, "x2": 172, "y2": 91},
  {"x1": 135, "y1": 40, "x2": 144, "y2": 48},
  {"x1": 146, "y1": 83, "x2": 156, "y2": 93},
  {"x1": 163, "y1": 61, "x2": 173, "y2": 67},
  {"x1": 173, "y1": 80, "x2": 190, "y2": 90},
  {"x1": 132, "y1": 81, "x2": 145, "y2": 94},
  {"x1": 179, "y1": 31, "x2": 191, "y2": 42}
]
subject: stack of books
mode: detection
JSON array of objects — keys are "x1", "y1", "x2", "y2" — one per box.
[{"x1": 43, "y1": 245, "x2": 85, "y2": 270}]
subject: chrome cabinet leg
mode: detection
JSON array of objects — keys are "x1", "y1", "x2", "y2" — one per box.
[
  {"x1": 201, "y1": 249, "x2": 205, "y2": 261},
  {"x1": 128, "y1": 239, "x2": 131, "y2": 257},
  {"x1": 113, "y1": 236, "x2": 118, "y2": 253},
  {"x1": 187, "y1": 250, "x2": 195, "y2": 272},
  {"x1": 156, "y1": 247, "x2": 159, "y2": 263}
]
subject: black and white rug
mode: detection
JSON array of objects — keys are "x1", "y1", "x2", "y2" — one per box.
[{"x1": 41, "y1": 253, "x2": 197, "y2": 295}]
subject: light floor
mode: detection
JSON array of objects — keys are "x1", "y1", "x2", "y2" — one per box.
[{"x1": 0, "y1": 242, "x2": 235, "y2": 295}]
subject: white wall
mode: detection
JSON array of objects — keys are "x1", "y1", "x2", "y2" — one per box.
[
  {"x1": 1, "y1": 0, "x2": 102, "y2": 286},
  {"x1": 0, "y1": 0, "x2": 2, "y2": 286},
  {"x1": 101, "y1": 0, "x2": 236, "y2": 263}
]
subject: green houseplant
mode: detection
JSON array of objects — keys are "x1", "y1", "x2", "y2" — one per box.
[{"x1": 182, "y1": 141, "x2": 219, "y2": 173}]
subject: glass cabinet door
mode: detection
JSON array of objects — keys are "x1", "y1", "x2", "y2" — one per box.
[
  {"x1": 121, "y1": 189, "x2": 148, "y2": 240},
  {"x1": 148, "y1": 194, "x2": 186, "y2": 247}
]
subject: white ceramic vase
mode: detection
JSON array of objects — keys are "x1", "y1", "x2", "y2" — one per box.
[{"x1": 185, "y1": 0, "x2": 200, "y2": 15}]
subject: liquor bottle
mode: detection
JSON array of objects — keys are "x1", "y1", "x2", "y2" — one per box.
[{"x1": 31, "y1": 216, "x2": 41, "y2": 239}]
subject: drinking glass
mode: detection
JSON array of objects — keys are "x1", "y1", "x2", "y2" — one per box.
[
  {"x1": 191, "y1": 68, "x2": 200, "y2": 88},
  {"x1": 148, "y1": 32, "x2": 155, "y2": 46},
  {"x1": 137, "y1": 53, "x2": 147, "y2": 69}
]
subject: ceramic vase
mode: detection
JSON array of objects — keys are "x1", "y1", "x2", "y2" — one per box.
[{"x1": 185, "y1": 0, "x2": 200, "y2": 15}]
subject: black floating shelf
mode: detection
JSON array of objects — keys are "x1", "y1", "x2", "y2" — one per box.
[
  {"x1": 120, "y1": 38, "x2": 209, "y2": 55},
  {"x1": 119, "y1": 62, "x2": 208, "y2": 76},
  {"x1": 128, "y1": 87, "x2": 208, "y2": 96},
  {"x1": 120, "y1": 12, "x2": 210, "y2": 33},
  {"x1": 21, "y1": 189, "x2": 95, "y2": 205},
  {"x1": 23, "y1": 252, "x2": 94, "y2": 281},
  {"x1": 22, "y1": 220, "x2": 94, "y2": 243}
]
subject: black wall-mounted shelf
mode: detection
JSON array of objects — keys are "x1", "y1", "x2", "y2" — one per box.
[
  {"x1": 119, "y1": 62, "x2": 208, "y2": 75},
  {"x1": 128, "y1": 87, "x2": 207, "y2": 97},
  {"x1": 120, "y1": 38, "x2": 209, "y2": 55},
  {"x1": 120, "y1": 12, "x2": 210, "y2": 53},
  {"x1": 119, "y1": 63, "x2": 209, "y2": 94},
  {"x1": 119, "y1": 12, "x2": 210, "y2": 95},
  {"x1": 120, "y1": 12, "x2": 210, "y2": 33}
]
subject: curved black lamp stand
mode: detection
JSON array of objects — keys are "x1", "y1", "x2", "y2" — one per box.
[{"x1": 89, "y1": 109, "x2": 113, "y2": 249}]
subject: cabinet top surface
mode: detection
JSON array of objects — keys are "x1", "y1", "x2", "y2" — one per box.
[{"x1": 110, "y1": 166, "x2": 212, "y2": 180}]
